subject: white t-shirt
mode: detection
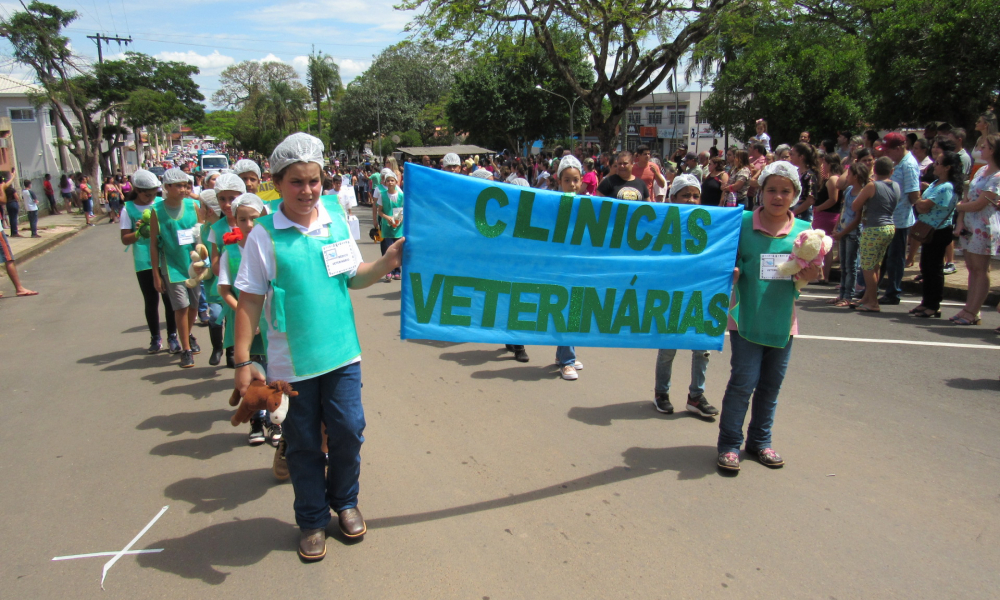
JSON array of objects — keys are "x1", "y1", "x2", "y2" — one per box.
[
  {"x1": 218, "y1": 247, "x2": 233, "y2": 286},
  {"x1": 20, "y1": 189, "x2": 38, "y2": 211},
  {"x1": 234, "y1": 202, "x2": 362, "y2": 382},
  {"x1": 119, "y1": 200, "x2": 157, "y2": 230},
  {"x1": 373, "y1": 188, "x2": 398, "y2": 208}
]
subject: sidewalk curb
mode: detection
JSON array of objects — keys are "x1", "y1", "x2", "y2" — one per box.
[
  {"x1": 828, "y1": 267, "x2": 998, "y2": 306},
  {"x1": 3, "y1": 224, "x2": 88, "y2": 272}
]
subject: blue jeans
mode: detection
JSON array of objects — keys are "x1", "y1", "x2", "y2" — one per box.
[
  {"x1": 281, "y1": 362, "x2": 365, "y2": 530},
  {"x1": 380, "y1": 237, "x2": 401, "y2": 276},
  {"x1": 555, "y1": 345, "x2": 576, "y2": 366},
  {"x1": 717, "y1": 330, "x2": 793, "y2": 453},
  {"x1": 838, "y1": 235, "x2": 859, "y2": 301},
  {"x1": 880, "y1": 227, "x2": 909, "y2": 301},
  {"x1": 27, "y1": 210, "x2": 38, "y2": 236},
  {"x1": 655, "y1": 349, "x2": 710, "y2": 397},
  {"x1": 198, "y1": 282, "x2": 209, "y2": 314},
  {"x1": 207, "y1": 302, "x2": 223, "y2": 327},
  {"x1": 7, "y1": 201, "x2": 18, "y2": 235}
]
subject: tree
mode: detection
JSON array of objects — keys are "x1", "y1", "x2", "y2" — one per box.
[
  {"x1": 306, "y1": 51, "x2": 343, "y2": 138},
  {"x1": 699, "y1": 12, "x2": 873, "y2": 145},
  {"x1": 447, "y1": 32, "x2": 593, "y2": 153},
  {"x1": 188, "y1": 110, "x2": 239, "y2": 142},
  {"x1": 400, "y1": 0, "x2": 751, "y2": 151},
  {"x1": 212, "y1": 61, "x2": 301, "y2": 110}
]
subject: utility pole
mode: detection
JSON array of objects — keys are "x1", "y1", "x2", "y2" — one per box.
[{"x1": 87, "y1": 33, "x2": 133, "y2": 176}]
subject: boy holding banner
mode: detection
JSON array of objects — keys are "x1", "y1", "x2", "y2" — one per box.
[
  {"x1": 232, "y1": 133, "x2": 404, "y2": 562},
  {"x1": 653, "y1": 174, "x2": 720, "y2": 417},
  {"x1": 717, "y1": 161, "x2": 820, "y2": 472}
]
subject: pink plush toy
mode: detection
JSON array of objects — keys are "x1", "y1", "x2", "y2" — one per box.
[{"x1": 777, "y1": 228, "x2": 834, "y2": 290}]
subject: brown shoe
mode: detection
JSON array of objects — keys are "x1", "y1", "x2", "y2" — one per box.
[
  {"x1": 338, "y1": 507, "x2": 367, "y2": 538},
  {"x1": 298, "y1": 528, "x2": 326, "y2": 561},
  {"x1": 272, "y1": 439, "x2": 289, "y2": 481}
]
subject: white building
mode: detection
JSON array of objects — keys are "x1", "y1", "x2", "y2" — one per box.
[
  {"x1": 0, "y1": 74, "x2": 81, "y2": 181},
  {"x1": 620, "y1": 90, "x2": 724, "y2": 157}
]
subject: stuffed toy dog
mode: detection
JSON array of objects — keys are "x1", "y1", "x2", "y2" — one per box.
[
  {"x1": 777, "y1": 228, "x2": 833, "y2": 290},
  {"x1": 227, "y1": 380, "x2": 298, "y2": 427},
  {"x1": 183, "y1": 224, "x2": 212, "y2": 289}
]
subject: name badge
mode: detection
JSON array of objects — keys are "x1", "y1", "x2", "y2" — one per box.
[
  {"x1": 177, "y1": 228, "x2": 195, "y2": 246},
  {"x1": 760, "y1": 253, "x2": 792, "y2": 280},
  {"x1": 322, "y1": 240, "x2": 358, "y2": 277}
]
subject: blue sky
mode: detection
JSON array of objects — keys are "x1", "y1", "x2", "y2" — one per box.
[{"x1": 0, "y1": 0, "x2": 416, "y2": 107}]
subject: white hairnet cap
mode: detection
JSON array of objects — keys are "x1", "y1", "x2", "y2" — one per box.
[
  {"x1": 669, "y1": 173, "x2": 702, "y2": 198},
  {"x1": 556, "y1": 155, "x2": 582, "y2": 177},
  {"x1": 199, "y1": 189, "x2": 219, "y2": 213},
  {"x1": 470, "y1": 168, "x2": 494, "y2": 180},
  {"x1": 132, "y1": 169, "x2": 161, "y2": 189},
  {"x1": 270, "y1": 133, "x2": 324, "y2": 176},
  {"x1": 233, "y1": 159, "x2": 261, "y2": 177},
  {"x1": 162, "y1": 168, "x2": 188, "y2": 184},
  {"x1": 758, "y1": 160, "x2": 802, "y2": 202},
  {"x1": 214, "y1": 173, "x2": 247, "y2": 195},
  {"x1": 231, "y1": 193, "x2": 266, "y2": 215},
  {"x1": 442, "y1": 153, "x2": 461, "y2": 167},
  {"x1": 380, "y1": 168, "x2": 397, "y2": 182},
  {"x1": 510, "y1": 177, "x2": 531, "y2": 187}
]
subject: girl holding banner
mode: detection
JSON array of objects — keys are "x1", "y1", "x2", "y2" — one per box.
[
  {"x1": 232, "y1": 133, "x2": 404, "y2": 562},
  {"x1": 555, "y1": 157, "x2": 586, "y2": 380},
  {"x1": 718, "y1": 161, "x2": 820, "y2": 472}
]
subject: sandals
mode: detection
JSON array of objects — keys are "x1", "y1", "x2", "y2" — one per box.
[
  {"x1": 855, "y1": 305, "x2": 880, "y2": 313},
  {"x1": 908, "y1": 305, "x2": 927, "y2": 314},
  {"x1": 913, "y1": 309, "x2": 941, "y2": 318},
  {"x1": 950, "y1": 310, "x2": 982, "y2": 325},
  {"x1": 832, "y1": 299, "x2": 851, "y2": 307}
]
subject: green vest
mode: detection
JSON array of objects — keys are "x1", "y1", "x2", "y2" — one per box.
[
  {"x1": 124, "y1": 198, "x2": 161, "y2": 272},
  {"x1": 154, "y1": 198, "x2": 201, "y2": 284},
  {"x1": 206, "y1": 218, "x2": 235, "y2": 304},
  {"x1": 257, "y1": 198, "x2": 361, "y2": 378},
  {"x1": 377, "y1": 184, "x2": 404, "y2": 238},
  {"x1": 730, "y1": 211, "x2": 811, "y2": 348},
  {"x1": 268, "y1": 199, "x2": 282, "y2": 214},
  {"x1": 220, "y1": 244, "x2": 267, "y2": 354}
]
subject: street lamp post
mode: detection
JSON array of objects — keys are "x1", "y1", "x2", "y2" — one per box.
[{"x1": 536, "y1": 85, "x2": 580, "y2": 150}]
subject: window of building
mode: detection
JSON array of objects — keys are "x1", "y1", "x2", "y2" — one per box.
[
  {"x1": 628, "y1": 111, "x2": 642, "y2": 124},
  {"x1": 9, "y1": 108, "x2": 36, "y2": 122},
  {"x1": 668, "y1": 110, "x2": 687, "y2": 125},
  {"x1": 647, "y1": 111, "x2": 662, "y2": 125}
]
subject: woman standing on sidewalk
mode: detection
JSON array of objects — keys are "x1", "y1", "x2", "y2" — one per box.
[
  {"x1": 912, "y1": 151, "x2": 962, "y2": 318},
  {"x1": 119, "y1": 169, "x2": 179, "y2": 354}
]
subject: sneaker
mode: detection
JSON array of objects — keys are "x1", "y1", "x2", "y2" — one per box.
[
  {"x1": 717, "y1": 451, "x2": 740, "y2": 471},
  {"x1": 198, "y1": 310, "x2": 210, "y2": 326},
  {"x1": 268, "y1": 423, "x2": 283, "y2": 446},
  {"x1": 147, "y1": 337, "x2": 162, "y2": 354},
  {"x1": 273, "y1": 439, "x2": 290, "y2": 481},
  {"x1": 749, "y1": 447, "x2": 785, "y2": 468},
  {"x1": 179, "y1": 350, "x2": 194, "y2": 368},
  {"x1": 249, "y1": 419, "x2": 266, "y2": 446},
  {"x1": 383, "y1": 274, "x2": 392, "y2": 283},
  {"x1": 877, "y1": 296, "x2": 900, "y2": 305},
  {"x1": 189, "y1": 335, "x2": 201, "y2": 354},
  {"x1": 560, "y1": 364, "x2": 578, "y2": 380},
  {"x1": 653, "y1": 393, "x2": 674, "y2": 414},
  {"x1": 573, "y1": 360, "x2": 583, "y2": 370},
  {"x1": 686, "y1": 394, "x2": 719, "y2": 417},
  {"x1": 942, "y1": 262, "x2": 957, "y2": 275},
  {"x1": 513, "y1": 348, "x2": 529, "y2": 362},
  {"x1": 392, "y1": 272, "x2": 401, "y2": 280},
  {"x1": 167, "y1": 333, "x2": 181, "y2": 354}
]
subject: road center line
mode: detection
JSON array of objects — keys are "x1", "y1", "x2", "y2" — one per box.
[
  {"x1": 794, "y1": 334, "x2": 1000, "y2": 349},
  {"x1": 52, "y1": 549, "x2": 163, "y2": 561}
]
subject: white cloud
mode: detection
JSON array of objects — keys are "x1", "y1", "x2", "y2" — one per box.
[
  {"x1": 291, "y1": 56, "x2": 310, "y2": 71},
  {"x1": 336, "y1": 59, "x2": 369, "y2": 79},
  {"x1": 243, "y1": 0, "x2": 414, "y2": 31},
  {"x1": 155, "y1": 50, "x2": 235, "y2": 76}
]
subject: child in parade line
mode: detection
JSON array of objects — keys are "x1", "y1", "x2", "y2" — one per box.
[
  {"x1": 208, "y1": 174, "x2": 248, "y2": 369},
  {"x1": 232, "y1": 133, "x2": 404, "y2": 562},
  {"x1": 554, "y1": 156, "x2": 586, "y2": 381},
  {"x1": 849, "y1": 157, "x2": 899, "y2": 313},
  {"x1": 149, "y1": 168, "x2": 204, "y2": 368},
  {"x1": 828, "y1": 162, "x2": 868, "y2": 307},
  {"x1": 652, "y1": 174, "x2": 719, "y2": 418},
  {"x1": 217, "y1": 193, "x2": 279, "y2": 449},
  {"x1": 718, "y1": 161, "x2": 820, "y2": 472},
  {"x1": 374, "y1": 168, "x2": 404, "y2": 282},
  {"x1": 119, "y1": 169, "x2": 178, "y2": 354},
  {"x1": 234, "y1": 159, "x2": 262, "y2": 195},
  {"x1": 197, "y1": 189, "x2": 221, "y2": 327}
]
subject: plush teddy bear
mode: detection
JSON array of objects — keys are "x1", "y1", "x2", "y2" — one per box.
[
  {"x1": 777, "y1": 228, "x2": 834, "y2": 290},
  {"x1": 183, "y1": 224, "x2": 212, "y2": 289},
  {"x1": 227, "y1": 379, "x2": 298, "y2": 427}
]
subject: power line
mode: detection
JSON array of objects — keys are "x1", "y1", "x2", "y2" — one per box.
[
  {"x1": 65, "y1": 27, "x2": 388, "y2": 49},
  {"x1": 119, "y1": 0, "x2": 130, "y2": 36},
  {"x1": 106, "y1": 0, "x2": 118, "y2": 34},
  {"x1": 95, "y1": 34, "x2": 374, "y2": 61},
  {"x1": 89, "y1": 0, "x2": 103, "y2": 30}
]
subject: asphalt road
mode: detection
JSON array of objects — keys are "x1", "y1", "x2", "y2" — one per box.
[{"x1": 2, "y1": 216, "x2": 999, "y2": 599}]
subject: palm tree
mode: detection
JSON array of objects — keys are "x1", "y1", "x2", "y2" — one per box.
[{"x1": 307, "y1": 51, "x2": 343, "y2": 135}]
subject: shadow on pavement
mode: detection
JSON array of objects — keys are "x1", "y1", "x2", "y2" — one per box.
[
  {"x1": 164, "y1": 468, "x2": 280, "y2": 513},
  {"x1": 439, "y1": 348, "x2": 509, "y2": 367},
  {"x1": 405, "y1": 339, "x2": 464, "y2": 348},
  {"x1": 160, "y1": 377, "x2": 233, "y2": 399},
  {"x1": 367, "y1": 445, "x2": 717, "y2": 531},
  {"x1": 470, "y1": 365, "x2": 557, "y2": 381},
  {"x1": 384, "y1": 310, "x2": 400, "y2": 316},
  {"x1": 368, "y1": 290, "x2": 401, "y2": 301},
  {"x1": 142, "y1": 366, "x2": 221, "y2": 385},
  {"x1": 121, "y1": 324, "x2": 155, "y2": 334},
  {"x1": 568, "y1": 400, "x2": 709, "y2": 426},
  {"x1": 945, "y1": 377, "x2": 1000, "y2": 391},
  {"x1": 101, "y1": 356, "x2": 174, "y2": 371},
  {"x1": 137, "y1": 408, "x2": 233, "y2": 437},
  {"x1": 150, "y1": 432, "x2": 245, "y2": 460},
  {"x1": 137, "y1": 517, "x2": 296, "y2": 584},
  {"x1": 77, "y1": 347, "x2": 144, "y2": 366}
]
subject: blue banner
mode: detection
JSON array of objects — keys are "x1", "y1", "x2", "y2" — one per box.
[{"x1": 400, "y1": 164, "x2": 742, "y2": 351}]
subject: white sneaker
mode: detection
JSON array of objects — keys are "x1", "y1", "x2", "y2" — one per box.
[
  {"x1": 560, "y1": 365, "x2": 578, "y2": 380},
  {"x1": 574, "y1": 360, "x2": 583, "y2": 370}
]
